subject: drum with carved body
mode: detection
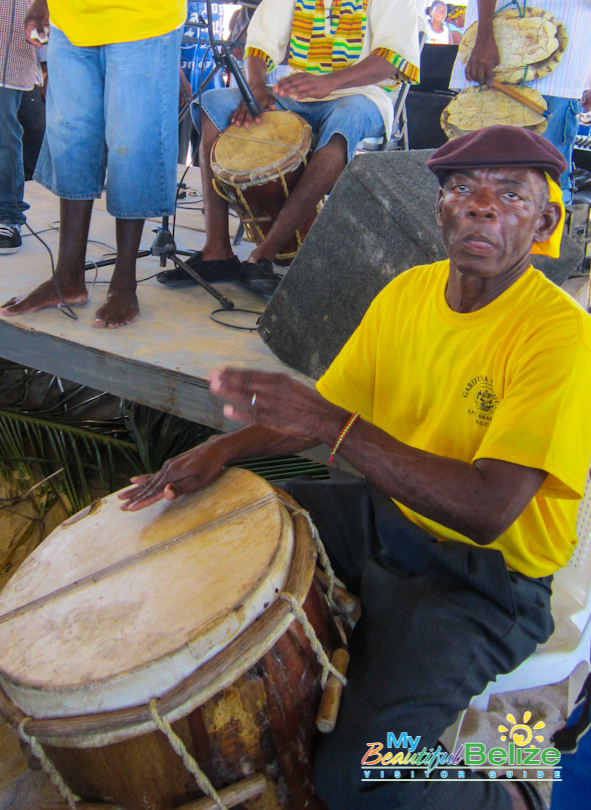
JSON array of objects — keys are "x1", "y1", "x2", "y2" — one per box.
[
  {"x1": 0, "y1": 468, "x2": 339, "y2": 810},
  {"x1": 211, "y1": 111, "x2": 317, "y2": 266}
]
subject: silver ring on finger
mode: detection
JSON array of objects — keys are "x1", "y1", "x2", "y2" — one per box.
[{"x1": 251, "y1": 392, "x2": 258, "y2": 408}]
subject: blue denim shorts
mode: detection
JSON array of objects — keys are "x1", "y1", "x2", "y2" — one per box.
[
  {"x1": 542, "y1": 95, "x2": 583, "y2": 203},
  {"x1": 194, "y1": 87, "x2": 386, "y2": 163},
  {"x1": 34, "y1": 26, "x2": 182, "y2": 219}
]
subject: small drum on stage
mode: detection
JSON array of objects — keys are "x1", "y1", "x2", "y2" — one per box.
[
  {"x1": 211, "y1": 110, "x2": 316, "y2": 266},
  {"x1": 458, "y1": 6, "x2": 567, "y2": 85},
  {"x1": 441, "y1": 85, "x2": 548, "y2": 139},
  {"x1": 0, "y1": 468, "x2": 340, "y2": 810}
]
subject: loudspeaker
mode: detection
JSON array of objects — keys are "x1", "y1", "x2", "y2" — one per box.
[
  {"x1": 406, "y1": 90, "x2": 455, "y2": 150},
  {"x1": 258, "y1": 150, "x2": 584, "y2": 379}
]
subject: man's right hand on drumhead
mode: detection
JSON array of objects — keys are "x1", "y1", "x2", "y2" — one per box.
[
  {"x1": 231, "y1": 86, "x2": 276, "y2": 128},
  {"x1": 118, "y1": 443, "x2": 225, "y2": 511}
]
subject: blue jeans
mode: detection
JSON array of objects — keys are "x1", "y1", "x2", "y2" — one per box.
[
  {"x1": 195, "y1": 87, "x2": 386, "y2": 163},
  {"x1": 542, "y1": 96, "x2": 582, "y2": 203},
  {"x1": 0, "y1": 87, "x2": 29, "y2": 226},
  {"x1": 35, "y1": 26, "x2": 182, "y2": 218}
]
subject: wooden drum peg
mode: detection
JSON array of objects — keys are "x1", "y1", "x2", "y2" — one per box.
[{"x1": 316, "y1": 648, "x2": 350, "y2": 734}]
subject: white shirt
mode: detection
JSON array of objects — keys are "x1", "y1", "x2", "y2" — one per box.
[
  {"x1": 426, "y1": 21, "x2": 452, "y2": 44},
  {"x1": 450, "y1": 0, "x2": 591, "y2": 100},
  {"x1": 245, "y1": 0, "x2": 421, "y2": 137}
]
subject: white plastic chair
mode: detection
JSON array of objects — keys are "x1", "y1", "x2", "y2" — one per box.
[{"x1": 441, "y1": 470, "x2": 591, "y2": 751}]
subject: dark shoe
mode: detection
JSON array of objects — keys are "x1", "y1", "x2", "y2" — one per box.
[
  {"x1": 156, "y1": 251, "x2": 240, "y2": 287},
  {"x1": 237, "y1": 259, "x2": 282, "y2": 296},
  {"x1": 0, "y1": 225, "x2": 22, "y2": 254}
]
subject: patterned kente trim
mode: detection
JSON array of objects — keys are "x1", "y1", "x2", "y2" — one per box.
[
  {"x1": 373, "y1": 47, "x2": 420, "y2": 85},
  {"x1": 244, "y1": 47, "x2": 276, "y2": 73}
]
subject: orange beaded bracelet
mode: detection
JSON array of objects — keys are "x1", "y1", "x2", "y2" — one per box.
[{"x1": 329, "y1": 412, "x2": 361, "y2": 464}]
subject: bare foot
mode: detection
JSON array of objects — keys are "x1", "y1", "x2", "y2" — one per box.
[
  {"x1": 93, "y1": 289, "x2": 139, "y2": 329},
  {"x1": 1, "y1": 278, "x2": 88, "y2": 315}
]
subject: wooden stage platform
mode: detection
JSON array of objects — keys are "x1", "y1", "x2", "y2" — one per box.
[
  {"x1": 2, "y1": 169, "x2": 589, "y2": 435},
  {"x1": 0, "y1": 168, "x2": 309, "y2": 433}
]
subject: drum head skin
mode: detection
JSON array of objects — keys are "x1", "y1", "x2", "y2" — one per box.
[
  {"x1": 0, "y1": 469, "x2": 294, "y2": 718},
  {"x1": 442, "y1": 86, "x2": 548, "y2": 139},
  {"x1": 211, "y1": 110, "x2": 312, "y2": 187},
  {"x1": 459, "y1": 7, "x2": 567, "y2": 85}
]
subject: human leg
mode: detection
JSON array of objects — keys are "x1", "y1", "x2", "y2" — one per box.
[
  {"x1": 17, "y1": 87, "x2": 46, "y2": 181},
  {"x1": 0, "y1": 87, "x2": 27, "y2": 253},
  {"x1": 278, "y1": 479, "x2": 380, "y2": 594},
  {"x1": 191, "y1": 88, "x2": 245, "y2": 262},
  {"x1": 311, "y1": 497, "x2": 554, "y2": 810},
  {"x1": 542, "y1": 96, "x2": 582, "y2": 203},
  {"x1": 2, "y1": 28, "x2": 105, "y2": 314},
  {"x1": 156, "y1": 87, "x2": 248, "y2": 288},
  {"x1": 247, "y1": 94, "x2": 385, "y2": 264},
  {"x1": 247, "y1": 134, "x2": 348, "y2": 264},
  {"x1": 94, "y1": 27, "x2": 181, "y2": 327},
  {"x1": 92, "y1": 218, "x2": 143, "y2": 328},
  {"x1": 1, "y1": 199, "x2": 92, "y2": 313}
]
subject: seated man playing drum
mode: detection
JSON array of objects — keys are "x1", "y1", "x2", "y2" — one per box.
[
  {"x1": 157, "y1": 0, "x2": 421, "y2": 295},
  {"x1": 122, "y1": 126, "x2": 591, "y2": 810}
]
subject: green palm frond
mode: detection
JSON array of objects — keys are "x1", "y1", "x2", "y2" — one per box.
[
  {"x1": 123, "y1": 402, "x2": 216, "y2": 474},
  {"x1": 0, "y1": 409, "x2": 141, "y2": 515}
]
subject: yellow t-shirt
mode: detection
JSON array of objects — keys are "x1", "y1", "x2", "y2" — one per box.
[
  {"x1": 48, "y1": 1, "x2": 186, "y2": 47},
  {"x1": 317, "y1": 260, "x2": 591, "y2": 578}
]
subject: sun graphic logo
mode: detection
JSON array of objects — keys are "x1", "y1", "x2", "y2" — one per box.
[{"x1": 498, "y1": 712, "x2": 545, "y2": 747}]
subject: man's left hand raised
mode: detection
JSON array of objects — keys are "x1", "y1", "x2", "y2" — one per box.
[
  {"x1": 274, "y1": 72, "x2": 337, "y2": 101},
  {"x1": 209, "y1": 367, "x2": 341, "y2": 443}
]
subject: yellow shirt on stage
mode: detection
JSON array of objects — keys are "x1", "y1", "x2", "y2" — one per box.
[
  {"x1": 317, "y1": 260, "x2": 591, "y2": 578},
  {"x1": 48, "y1": 0, "x2": 186, "y2": 47}
]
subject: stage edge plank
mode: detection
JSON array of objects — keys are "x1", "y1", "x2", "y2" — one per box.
[{"x1": 0, "y1": 319, "x2": 232, "y2": 432}]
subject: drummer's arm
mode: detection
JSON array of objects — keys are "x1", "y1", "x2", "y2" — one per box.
[
  {"x1": 205, "y1": 368, "x2": 547, "y2": 546},
  {"x1": 119, "y1": 423, "x2": 316, "y2": 510},
  {"x1": 274, "y1": 54, "x2": 404, "y2": 101},
  {"x1": 231, "y1": 55, "x2": 284, "y2": 127},
  {"x1": 465, "y1": 0, "x2": 500, "y2": 88}
]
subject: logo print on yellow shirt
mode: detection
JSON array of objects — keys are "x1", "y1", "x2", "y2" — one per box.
[{"x1": 463, "y1": 376, "x2": 499, "y2": 427}]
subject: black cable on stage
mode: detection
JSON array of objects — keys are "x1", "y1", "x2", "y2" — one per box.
[
  {"x1": 209, "y1": 308, "x2": 263, "y2": 331},
  {"x1": 23, "y1": 221, "x2": 78, "y2": 320}
]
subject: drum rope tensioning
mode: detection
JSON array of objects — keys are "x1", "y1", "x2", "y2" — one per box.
[
  {"x1": 210, "y1": 111, "x2": 317, "y2": 265},
  {"x1": 7, "y1": 489, "x2": 347, "y2": 810}
]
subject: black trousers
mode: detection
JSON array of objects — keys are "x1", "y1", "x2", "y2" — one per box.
[{"x1": 281, "y1": 480, "x2": 554, "y2": 810}]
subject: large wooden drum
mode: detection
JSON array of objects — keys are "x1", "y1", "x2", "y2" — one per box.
[
  {"x1": 211, "y1": 110, "x2": 317, "y2": 266},
  {"x1": 0, "y1": 469, "x2": 339, "y2": 810}
]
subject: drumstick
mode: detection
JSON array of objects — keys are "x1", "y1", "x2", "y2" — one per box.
[
  {"x1": 491, "y1": 79, "x2": 550, "y2": 118},
  {"x1": 316, "y1": 648, "x2": 350, "y2": 734}
]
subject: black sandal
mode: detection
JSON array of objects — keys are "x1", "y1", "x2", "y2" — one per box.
[
  {"x1": 156, "y1": 252, "x2": 241, "y2": 287},
  {"x1": 236, "y1": 259, "x2": 282, "y2": 296}
]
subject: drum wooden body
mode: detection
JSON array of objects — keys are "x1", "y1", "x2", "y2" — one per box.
[
  {"x1": 0, "y1": 469, "x2": 339, "y2": 810},
  {"x1": 211, "y1": 111, "x2": 316, "y2": 266}
]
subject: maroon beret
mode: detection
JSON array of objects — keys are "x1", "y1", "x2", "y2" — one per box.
[{"x1": 427, "y1": 126, "x2": 567, "y2": 185}]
